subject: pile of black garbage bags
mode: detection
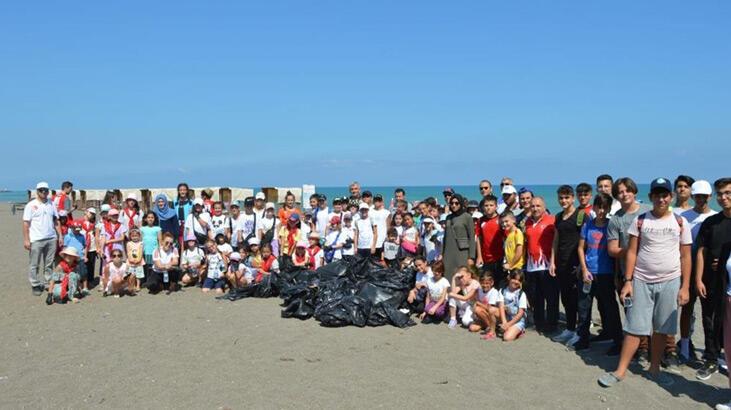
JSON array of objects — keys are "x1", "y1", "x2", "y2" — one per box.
[{"x1": 220, "y1": 256, "x2": 416, "y2": 328}]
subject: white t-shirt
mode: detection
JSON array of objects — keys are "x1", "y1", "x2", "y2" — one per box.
[
  {"x1": 119, "y1": 209, "x2": 142, "y2": 230},
  {"x1": 402, "y1": 226, "x2": 418, "y2": 244},
  {"x1": 185, "y1": 212, "x2": 212, "y2": 239},
  {"x1": 370, "y1": 208, "x2": 390, "y2": 248},
  {"x1": 422, "y1": 228, "x2": 443, "y2": 262},
  {"x1": 311, "y1": 248, "x2": 324, "y2": 269},
  {"x1": 477, "y1": 287, "x2": 500, "y2": 306},
  {"x1": 355, "y1": 217, "x2": 375, "y2": 250},
  {"x1": 315, "y1": 207, "x2": 330, "y2": 237},
  {"x1": 237, "y1": 213, "x2": 257, "y2": 241},
  {"x1": 415, "y1": 268, "x2": 433, "y2": 286},
  {"x1": 152, "y1": 246, "x2": 178, "y2": 272},
  {"x1": 257, "y1": 217, "x2": 279, "y2": 238},
  {"x1": 627, "y1": 212, "x2": 693, "y2": 283},
  {"x1": 325, "y1": 230, "x2": 347, "y2": 260},
  {"x1": 383, "y1": 240, "x2": 399, "y2": 260},
  {"x1": 217, "y1": 243, "x2": 233, "y2": 255},
  {"x1": 206, "y1": 253, "x2": 226, "y2": 279},
  {"x1": 23, "y1": 199, "x2": 58, "y2": 242},
  {"x1": 209, "y1": 214, "x2": 230, "y2": 238},
  {"x1": 340, "y1": 226, "x2": 356, "y2": 256},
  {"x1": 182, "y1": 248, "x2": 205, "y2": 267},
  {"x1": 680, "y1": 208, "x2": 717, "y2": 243},
  {"x1": 426, "y1": 275, "x2": 450, "y2": 300},
  {"x1": 498, "y1": 288, "x2": 528, "y2": 309}
]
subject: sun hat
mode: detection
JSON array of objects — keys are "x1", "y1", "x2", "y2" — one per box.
[
  {"x1": 86, "y1": 207, "x2": 97, "y2": 215},
  {"x1": 126, "y1": 193, "x2": 138, "y2": 202},
  {"x1": 296, "y1": 240, "x2": 308, "y2": 248},
  {"x1": 60, "y1": 247, "x2": 80, "y2": 259},
  {"x1": 691, "y1": 180, "x2": 712, "y2": 196},
  {"x1": 101, "y1": 204, "x2": 111, "y2": 213},
  {"x1": 202, "y1": 188, "x2": 214, "y2": 197},
  {"x1": 422, "y1": 217, "x2": 435, "y2": 224},
  {"x1": 108, "y1": 209, "x2": 120, "y2": 216},
  {"x1": 193, "y1": 198, "x2": 204, "y2": 206}
]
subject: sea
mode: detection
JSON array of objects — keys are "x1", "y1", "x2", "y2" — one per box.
[{"x1": 4, "y1": 184, "x2": 700, "y2": 214}]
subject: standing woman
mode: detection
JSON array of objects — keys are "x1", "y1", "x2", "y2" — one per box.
[
  {"x1": 152, "y1": 194, "x2": 179, "y2": 239},
  {"x1": 173, "y1": 183, "x2": 193, "y2": 249},
  {"x1": 278, "y1": 191, "x2": 302, "y2": 226},
  {"x1": 442, "y1": 194, "x2": 476, "y2": 282}
]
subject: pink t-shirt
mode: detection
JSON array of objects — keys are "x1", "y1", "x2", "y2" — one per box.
[{"x1": 627, "y1": 212, "x2": 692, "y2": 283}]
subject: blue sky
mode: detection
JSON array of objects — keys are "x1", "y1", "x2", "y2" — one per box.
[{"x1": 1, "y1": 1, "x2": 729, "y2": 189}]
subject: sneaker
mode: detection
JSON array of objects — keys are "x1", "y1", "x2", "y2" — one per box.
[
  {"x1": 597, "y1": 372, "x2": 623, "y2": 388},
  {"x1": 648, "y1": 371, "x2": 675, "y2": 387},
  {"x1": 572, "y1": 339, "x2": 590, "y2": 351},
  {"x1": 605, "y1": 343, "x2": 622, "y2": 357},
  {"x1": 697, "y1": 362, "x2": 719, "y2": 381},
  {"x1": 552, "y1": 329, "x2": 575, "y2": 343},
  {"x1": 662, "y1": 352, "x2": 682, "y2": 374},
  {"x1": 635, "y1": 349, "x2": 650, "y2": 368},
  {"x1": 448, "y1": 318, "x2": 458, "y2": 329},
  {"x1": 719, "y1": 358, "x2": 728, "y2": 373},
  {"x1": 81, "y1": 289, "x2": 91, "y2": 296},
  {"x1": 716, "y1": 401, "x2": 731, "y2": 410},
  {"x1": 566, "y1": 334, "x2": 581, "y2": 347},
  {"x1": 32, "y1": 286, "x2": 43, "y2": 296},
  {"x1": 590, "y1": 332, "x2": 613, "y2": 344}
]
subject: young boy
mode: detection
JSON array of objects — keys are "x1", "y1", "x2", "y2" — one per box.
[
  {"x1": 476, "y1": 195, "x2": 505, "y2": 285},
  {"x1": 576, "y1": 183, "x2": 595, "y2": 218},
  {"x1": 500, "y1": 211, "x2": 524, "y2": 274},
  {"x1": 354, "y1": 204, "x2": 377, "y2": 257},
  {"x1": 599, "y1": 178, "x2": 692, "y2": 388},
  {"x1": 383, "y1": 228, "x2": 400, "y2": 268}
]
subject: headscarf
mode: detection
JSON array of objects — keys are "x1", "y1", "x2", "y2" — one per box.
[
  {"x1": 449, "y1": 194, "x2": 466, "y2": 217},
  {"x1": 153, "y1": 194, "x2": 177, "y2": 221}
]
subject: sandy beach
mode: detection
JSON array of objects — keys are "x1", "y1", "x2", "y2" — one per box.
[{"x1": 0, "y1": 208, "x2": 726, "y2": 409}]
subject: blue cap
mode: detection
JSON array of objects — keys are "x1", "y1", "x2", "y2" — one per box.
[
  {"x1": 518, "y1": 187, "x2": 533, "y2": 195},
  {"x1": 650, "y1": 177, "x2": 672, "y2": 193},
  {"x1": 288, "y1": 213, "x2": 300, "y2": 221}
]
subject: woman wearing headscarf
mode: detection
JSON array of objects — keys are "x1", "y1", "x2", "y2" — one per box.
[
  {"x1": 152, "y1": 194, "x2": 179, "y2": 239},
  {"x1": 441, "y1": 194, "x2": 476, "y2": 281},
  {"x1": 173, "y1": 183, "x2": 193, "y2": 248}
]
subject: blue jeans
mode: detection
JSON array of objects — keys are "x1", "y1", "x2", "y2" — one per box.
[{"x1": 526, "y1": 269, "x2": 559, "y2": 329}]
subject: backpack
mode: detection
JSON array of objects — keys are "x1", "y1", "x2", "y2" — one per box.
[{"x1": 636, "y1": 212, "x2": 683, "y2": 245}]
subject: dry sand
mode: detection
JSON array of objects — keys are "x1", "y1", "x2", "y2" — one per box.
[{"x1": 0, "y1": 208, "x2": 726, "y2": 409}]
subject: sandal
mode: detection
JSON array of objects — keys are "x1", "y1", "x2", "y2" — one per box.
[{"x1": 598, "y1": 372, "x2": 623, "y2": 388}]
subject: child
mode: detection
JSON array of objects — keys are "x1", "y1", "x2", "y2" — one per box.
[
  {"x1": 448, "y1": 266, "x2": 480, "y2": 329},
  {"x1": 407, "y1": 257, "x2": 432, "y2": 314},
  {"x1": 292, "y1": 240, "x2": 311, "y2": 268},
  {"x1": 181, "y1": 238, "x2": 206, "y2": 287},
  {"x1": 256, "y1": 243, "x2": 280, "y2": 283},
  {"x1": 500, "y1": 211, "x2": 525, "y2": 275},
  {"x1": 576, "y1": 182, "x2": 595, "y2": 218},
  {"x1": 225, "y1": 252, "x2": 249, "y2": 289},
  {"x1": 575, "y1": 193, "x2": 622, "y2": 355},
  {"x1": 101, "y1": 209, "x2": 127, "y2": 264},
  {"x1": 126, "y1": 228, "x2": 145, "y2": 292},
  {"x1": 470, "y1": 272, "x2": 501, "y2": 339},
  {"x1": 499, "y1": 271, "x2": 528, "y2": 342},
  {"x1": 400, "y1": 212, "x2": 419, "y2": 258},
  {"x1": 140, "y1": 211, "x2": 162, "y2": 283},
  {"x1": 257, "y1": 202, "x2": 279, "y2": 247},
  {"x1": 324, "y1": 216, "x2": 346, "y2": 263},
  {"x1": 216, "y1": 233, "x2": 233, "y2": 257},
  {"x1": 103, "y1": 249, "x2": 130, "y2": 297},
  {"x1": 63, "y1": 221, "x2": 89, "y2": 296},
  {"x1": 209, "y1": 201, "x2": 230, "y2": 240},
  {"x1": 46, "y1": 247, "x2": 82, "y2": 305},
  {"x1": 246, "y1": 237, "x2": 263, "y2": 270},
  {"x1": 278, "y1": 213, "x2": 302, "y2": 262},
  {"x1": 421, "y1": 217, "x2": 442, "y2": 263},
  {"x1": 354, "y1": 203, "x2": 377, "y2": 257},
  {"x1": 120, "y1": 193, "x2": 142, "y2": 230},
  {"x1": 81, "y1": 208, "x2": 97, "y2": 290},
  {"x1": 340, "y1": 213, "x2": 356, "y2": 257},
  {"x1": 307, "y1": 232, "x2": 324, "y2": 269},
  {"x1": 151, "y1": 232, "x2": 180, "y2": 294},
  {"x1": 202, "y1": 239, "x2": 227, "y2": 294},
  {"x1": 383, "y1": 228, "x2": 400, "y2": 269},
  {"x1": 419, "y1": 260, "x2": 449, "y2": 323},
  {"x1": 391, "y1": 212, "x2": 405, "y2": 239}
]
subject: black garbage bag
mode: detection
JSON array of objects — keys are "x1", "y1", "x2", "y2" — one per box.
[
  {"x1": 315, "y1": 260, "x2": 351, "y2": 282},
  {"x1": 281, "y1": 286, "x2": 317, "y2": 320},
  {"x1": 383, "y1": 304, "x2": 416, "y2": 328},
  {"x1": 316, "y1": 295, "x2": 370, "y2": 327}
]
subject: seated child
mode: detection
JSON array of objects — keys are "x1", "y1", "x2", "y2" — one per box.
[
  {"x1": 215, "y1": 233, "x2": 233, "y2": 257},
  {"x1": 181, "y1": 239, "x2": 206, "y2": 286},
  {"x1": 202, "y1": 239, "x2": 227, "y2": 294},
  {"x1": 406, "y1": 256, "x2": 432, "y2": 314},
  {"x1": 419, "y1": 260, "x2": 449, "y2": 323},
  {"x1": 103, "y1": 249, "x2": 130, "y2": 297},
  {"x1": 63, "y1": 221, "x2": 89, "y2": 296},
  {"x1": 448, "y1": 266, "x2": 480, "y2": 329},
  {"x1": 225, "y1": 252, "x2": 249, "y2": 288},
  {"x1": 46, "y1": 247, "x2": 82, "y2": 305},
  {"x1": 306, "y1": 233, "x2": 324, "y2": 269},
  {"x1": 470, "y1": 272, "x2": 501, "y2": 340},
  {"x1": 292, "y1": 240, "x2": 311, "y2": 268},
  {"x1": 256, "y1": 243, "x2": 280, "y2": 283},
  {"x1": 498, "y1": 270, "x2": 528, "y2": 342}
]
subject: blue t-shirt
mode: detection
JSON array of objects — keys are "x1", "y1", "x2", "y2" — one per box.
[
  {"x1": 140, "y1": 226, "x2": 162, "y2": 255},
  {"x1": 580, "y1": 219, "x2": 614, "y2": 275},
  {"x1": 64, "y1": 232, "x2": 86, "y2": 255}
]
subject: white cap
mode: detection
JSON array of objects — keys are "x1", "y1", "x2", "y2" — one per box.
[
  {"x1": 691, "y1": 180, "x2": 712, "y2": 196},
  {"x1": 501, "y1": 185, "x2": 517, "y2": 195},
  {"x1": 265, "y1": 202, "x2": 275, "y2": 210},
  {"x1": 359, "y1": 203, "x2": 370, "y2": 210},
  {"x1": 193, "y1": 198, "x2": 204, "y2": 206},
  {"x1": 101, "y1": 204, "x2": 111, "y2": 213},
  {"x1": 86, "y1": 207, "x2": 97, "y2": 214},
  {"x1": 58, "y1": 210, "x2": 68, "y2": 217},
  {"x1": 422, "y1": 217, "x2": 435, "y2": 224},
  {"x1": 126, "y1": 193, "x2": 138, "y2": 201},
  {"x1": 248, "y1": 237, "x2": 260, "y2": 246},
  {"x1": 36, "y1": 181, "x2": 49, "y2": 190},
  {"x1": 255, "y1": 192, "x2": 266, "y2": 200},
  {"x1": 229, "y1": 252, "x2": 241, "y2": 261},
  {"x1": 472, "y1": 211, "x2": 483, "y2": 219}
]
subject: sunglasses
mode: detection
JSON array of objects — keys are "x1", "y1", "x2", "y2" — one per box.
[
  {"x1": 112, "y1": 253, "x2": 123, "y2": 258},
  {"x1": 479, "y1": 186, "x2": 490, "y2": 191},
  {"x1": 38, "y1": 188, "x2": 49, "y2": 193},
  {"x1": 164, "y1": 241, "x2": 173, "y2": 246},
  {"x1": 450, "y1": 201, "x2": 461, "y2": 206}
]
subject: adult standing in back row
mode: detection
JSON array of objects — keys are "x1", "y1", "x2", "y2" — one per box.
[
  {"x1": 442, "y1": 194, "x2": 475, "y2": 281},
  {"x1": 23, "y1": 182, "x2": 63, "y2": 296}
]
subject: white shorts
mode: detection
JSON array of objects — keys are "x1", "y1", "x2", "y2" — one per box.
[{"x1": 449, "y1": 298, "x2": 474, "y2": 326}]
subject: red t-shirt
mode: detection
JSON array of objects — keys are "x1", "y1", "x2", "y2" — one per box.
[
  {"x1": 477, "y1": 215, "x2": 505, "y2": 263},
  {"x1": 524, "y1": 214, "x2": 556, "y2": 272}
]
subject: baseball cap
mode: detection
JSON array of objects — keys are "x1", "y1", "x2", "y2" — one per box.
[
  {"x1": 359, "y1": 203, "x2": 370, "y2": 210},
  {"x1": 467, "y1": 200, "x2": 479, "y2": 208},
  {"x1": 229, "y1": 252, "x2": 241, "y2": 261},
  {"x1": 248, "y1": 237, "x2": 260, "y2": 246},
  {"x1": 193, "y1": 198, "x2": 204, "y2": 206},
  {"x1": 126, "y1": 193, "x2": 138, "y2": 201},
  {"x1": 58, "y1": 210, "x2": 68, "y2": 217},
  {"x1": 108, "y1": 209, "x2": 120, "y2": 216},
  {"x1": 36, "y1": 181, "x2": 49, "y2": 190},
  {"x1": 289, "y1": 213, "x2": 300, "y2": 221},
  {"x1": 501, "y1": 185, "x2": 518, "y2": 195},
  {"x1": 362, "y1": 190, "x2": 373, "y2": 198},
  {"x1": 442, "y1": 187, "x2": 455, "y2": 194},
  {"x1": 230, "y1": 202, "x2": 240, "y2": 208},
  {"x1": 86, "y1": 207, "x2": 97, "y2": 215},
  {"x1": 318, "y1": 194, "x2": 327, "y2": 201},
  {"x1": 691, "y1": 180, "x2": 712, "y2": 196},
  {"x1": 330, "y1": 215, "x2": 341, "y2": 224},
  {"x1": 295, "y1": 240, "x2": 308, "y2": 248},
  {"x1": 518, "y1": 187, "x2": 533, "y2": 195},
  {"x1": 422, "y1": 217, "x2": 435, "y2": 224},
  {"x1": 101, "y1": 204, "x2": 111, "y2": 213},
  {"x1": 304, "y1": 209, "x2": 313, "y2": 217},
  {"x1": 244, "y1": 196, "x2": 255, "y2": 207},
  {"x1": 71, "y1": 221, "x2": 82, "y2": 229},
  {"x1": 265, "y1": 202, "x2": 275, "y2": 210},
  {"x1": 374, "y1": 193, "x2": 383, "y2": 201},
  {"x1": 343, "y1": 212, "x2": 353, "y2": 220},
  {"x1": 650, "y1": 177, "x2": 672, "y2": 193},
  {"x1": 255, "y1": 192, "x2": 266, "y2": 200}
]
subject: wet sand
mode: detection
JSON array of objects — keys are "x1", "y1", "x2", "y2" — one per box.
[{"x1": 0, "y1": 208, "x2": 726, "y2": 409}]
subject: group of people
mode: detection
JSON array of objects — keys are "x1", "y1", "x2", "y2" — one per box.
[{"x1": 21, "y1": 176, "x2": 731, "y2": 409}]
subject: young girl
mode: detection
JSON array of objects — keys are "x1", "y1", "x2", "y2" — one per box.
[
  {"x1": 292, "y1": 240, "x2": 311, "y2": 268},
  {"x1": 400, "y1": 213, "x2": 420, "y2": 258},
  {"x1": 215, "y1": 233, "x2": 233, "y2": 257},
  {"x1": 306, "y1": 232, "x2": 324, "y2": 269},
  {"x1": 140, "y1": 212, "x2": 162, "y2": 283},
  {"x1": 101, "y1": 209, "x2": 127, "y2": 264},
  {"x1": 126, "y1": 229, "x2": 145, "y2": 292},
  {"x1": 46, "y1": 247, "x2": 82, "y2": 305},
  {"x1": 323, "y1": 216, "x2": 345, "y2": 263},
  {"x1": 499, "y1": 271, "x2": 528, "y2": 342},
  {"x1": 246, "y1": 237, "x2": 262, "y2": 270},
  {"x1": 103, "y1": 249, "x2": 130, "y2": 297},
  {"x1": 382, "y1": 228, "x2": 400, "y2": 269},
  {"x1": 81, "y1": 208, "x2": 97, "y2": 291},
  {"x1": 470, "y1": 272, "x2": 501, "y2": 339},
  {"x1": 258, "y1": 202, "x2": 279, "y2": 248},
  {"x1": 391, "y1": 212, "x2": 405, "y2": 239},
  {"x1": 225, "y1": 252, "x2": 249, "y2": 289},
  {"x1": 278, "y1": 213, "x2": 302, "y2": 262},
  {"x1": 256, "y1": 243, "x2": 280, "y2": 283},
  {"x1": 94, "y1": 205, "x2": 110, "y2": 287},
  {"x1": 419, "y1": 260, "x2": 449, "y2": 323},
  {"x1": 202, "y1": 239, "x2": 227, "y2": 294},
  {"x1": 277, "y1": 191, "x2": 302, "y2": 226},
  {"x1": 209, "y1": 201, "x2": 230, "y2": 241},
  {"x1": 406, "y1": 256, "x2": 432, "y2": 315},
  {"x1": 340, "y1": 213, "x2": 356, "y2": 257},
  {"x1": 181, "y1": 239, "x2": 206, "y2": 287},
  {"x1": 448, "y1": 266, "x2": 480, "y2": 329},
  {"x1": 120, "y1": 193, "x2": 142, "y2": 231}
]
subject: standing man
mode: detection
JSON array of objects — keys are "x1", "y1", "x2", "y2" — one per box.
[
  {"x1": 598, "y1": 178, "x2": 692, "y2": 388},
  {"x1": 23, "y1": 182, "x2": 63, "y2": 295},
  {"x1": 524, "y1": 197, "x2": 558, "y2": 333},
  {"x1": 695, "y1": 177, "x2": 731, "y2": 381},
  {"x1": 551, "y1": 185, "x2": 581, "y2": 345},
  {"x1": 677, "y1": 180, "x2": 717, "y2": 364},
  {"x1": 52, "y1": 181, "x2": 74, "y2": 217},
  {"x1": 516, "y1": 188, "x2": 534, "y2": 230},
  {"x1": 498, "y1": 184, "x2": 519, "y2": 214},
  {"x1": 348, "y1": 181, "x2": 362, "y2": 210}
]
